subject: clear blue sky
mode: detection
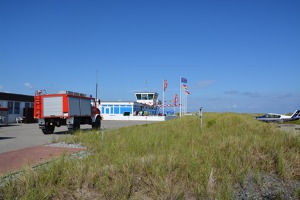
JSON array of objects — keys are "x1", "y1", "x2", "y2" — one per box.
[{"x1": 1, "y1": 0, "x2": 299, "y2": 114}]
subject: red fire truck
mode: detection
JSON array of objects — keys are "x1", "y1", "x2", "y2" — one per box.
[{"x1": 34, "y1": 90, "x2": 102, "y2": 134}]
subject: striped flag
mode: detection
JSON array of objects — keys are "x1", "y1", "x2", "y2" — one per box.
[
  {"x1": 182, "y1": 84, "x2": 187, "y2": 89},
  {"x1": 174, "y1": 93, "x2": 178, "y2": 106},
  {"x1": 185, "y1": 90, "x2": 190, "y2": 95},
  {"x1": 164, "y1": 79, "x2": 168, "y2": 91}
]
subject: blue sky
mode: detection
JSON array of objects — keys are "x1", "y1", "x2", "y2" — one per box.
[{"x1": 1, "y1": 0, "x2": 299, "y2": 114}]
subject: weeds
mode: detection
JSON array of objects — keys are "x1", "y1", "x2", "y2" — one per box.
[{"x1": 1, "y1": 113, "x2": 299, "y2": 199}]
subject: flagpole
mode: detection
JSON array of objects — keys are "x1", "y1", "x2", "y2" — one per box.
[
  {"x1": 184, "y1": 91, "x2": 186, "y2": 115},
  {"x1": 186, "y1": 92, "x2": 188, "y2": 114},
  {"x1": 183, "y1": 92, "x2": 185, "y2": 115},
  {"x1": 174, "y1": 92, "x2": 176, "y2": 114},
  {"x1": 162, "y1": 79, "x2": 165, "y2": 116},
  {"x1": 179, "y1": 77, "x2": 182, "y2": 117},
  {"x1": 183, "y1": 89, "x2": 185, "y2": 115}
]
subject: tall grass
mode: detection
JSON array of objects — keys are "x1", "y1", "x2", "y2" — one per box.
[{"x1": 1, "y1": 113, "x2": 300, "y2": 199}]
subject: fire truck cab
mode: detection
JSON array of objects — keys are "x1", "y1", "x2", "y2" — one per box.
[{"x1": 34, "y1": 90, "x2": 101, "y2": 134}]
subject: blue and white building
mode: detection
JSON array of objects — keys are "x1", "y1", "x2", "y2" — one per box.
[{"x1": 100, "y1": 92, "x2": 167, "y2": 121}]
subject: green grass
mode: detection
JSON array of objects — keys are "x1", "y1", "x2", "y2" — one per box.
[
  {"x1": 1, "y1": 113, "x2": 300, "y2": 199},
  {"x1": 286, "y1": 119, "x2": 300, "y2": 125}
]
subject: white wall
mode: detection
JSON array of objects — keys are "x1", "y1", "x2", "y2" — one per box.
[
  {"x1": 1, "y1": 100, "x2": 32, "y2": 123},
  {"x1": 102, "y1": 114, "x2": 177, "y2": 121}
]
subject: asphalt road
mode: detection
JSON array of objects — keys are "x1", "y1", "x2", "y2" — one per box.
[{"x1": 0, "y1": 120, "x2": 156, "y2": 154}]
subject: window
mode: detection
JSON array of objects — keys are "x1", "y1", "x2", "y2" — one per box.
[
  {"x1": 141, "y1": 94, "x2": 147, "y2": 100},
  {"x1": 25, "y1": 103, "x2": 33, "y2": 108},
  {"x1": 113, "y1": 105, "x2": 120, "y2": 114},
  {"x1": 8, "y1": 102, "x2": 13, "y2": 114},
  {"x1": 136, "y1": 94, "x2": 141, "y2": 100},
  {"x1": 14, "y1": 102, "x2": 20, "y2": 114},
  {"x1": 148, "y1": 94, "x2": 154, "y2": 100}
]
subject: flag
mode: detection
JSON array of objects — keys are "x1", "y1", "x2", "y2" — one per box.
[
  {"x1": 185, "y1": 90, "x2": 190, "y2": 95},
  {"x1": 182, "y1": 84, "x2": 187, "y2": 89},
  {"x1": 174, "y1": 93, "x2": 178, "y2": 106},
  {"x1": 164, "y1": 79, "x2": 168, "y2": 91},
  {"x1": 181, "y1": 77, "x2": 187, "y2": 83}
]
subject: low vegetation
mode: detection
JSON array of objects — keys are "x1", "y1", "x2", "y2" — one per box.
[
  {"x1": 1, "y1": 113, "x2": 300, "y2": 199},
  {"x1": 287, "y1": 119, "x2": 300, "y2": 125}
]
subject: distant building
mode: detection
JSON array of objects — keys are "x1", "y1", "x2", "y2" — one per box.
[
  {"x1": 100, "y1": 101, "x2": 156, "y2": 116},
  {"x1": 0, "y1": 92, "x2": 34, "y2": 124},
  {"x1": 100, "y1": 92, "x2": 162, "y2": 120}
]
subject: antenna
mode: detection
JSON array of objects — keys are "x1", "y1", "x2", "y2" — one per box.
[{"x1": 145, "y1": 80, "x2": 148, "y2": 92}]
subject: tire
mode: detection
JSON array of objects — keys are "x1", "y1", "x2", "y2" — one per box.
[
  {"x1": 68, "y1": 119, "x2": 80, "y2": 133},
  {"x1": 42, "y1": 125, "x2": 55, "y2": 134},
  {"x1": 73, "y1": 121, "x2": 80, "y2": 131},
  {"x1": 76, "y1": 123, "x2": 81, "y2": 131},
  {"x1": 92, "y1": 116, "x2": 101, "y2": 130}
]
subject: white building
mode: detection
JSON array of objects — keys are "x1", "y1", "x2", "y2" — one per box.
[
  {"x1": 0, "y1": 92, "x2": 34, "y2": 124},
  {"x1": 100, "y1": 92, "x2": 168, "y2": 121}
]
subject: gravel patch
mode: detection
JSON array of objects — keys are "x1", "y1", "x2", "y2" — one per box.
[
  {"x1": 234, "y1": 172, "x2": 300, "y2": 199},
  {"x1": 45, "y1": 142, "x2": 86, "y2": 149},
  {"x1": 45, "y1": 142, "x2": 92, "y2": 160},
  {"x1": 69, "y1": 150, "x2": 92, "y2": 160}
]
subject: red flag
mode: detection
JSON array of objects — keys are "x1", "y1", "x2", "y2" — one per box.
[
  {"x1": 185, "y1": 90, "x2": 190, "y2": 95},
  {"x1": 164, "y1": 79, "x2": 168, "y2": 91},
  {"x1": 174, "y1": 93, "x2": 178, "y2": 105}
]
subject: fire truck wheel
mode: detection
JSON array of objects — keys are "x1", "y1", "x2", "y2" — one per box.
[
  {"x1": 42, "y1": 125, "x2": 55, "y2": 134},
  {"x1": 73, "y1": 122, "x2": 80, "y2": 131},
  {"x1": 92, "y1": 117, "x2": 101, "y2": 130}
]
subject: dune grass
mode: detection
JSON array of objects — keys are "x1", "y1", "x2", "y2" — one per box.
[{"x1": 1, "y1": 113, "x2": 300, "y2": 199}]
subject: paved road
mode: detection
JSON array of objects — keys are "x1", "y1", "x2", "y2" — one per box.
[{"x1": 0, "y1": 121, "x2": 156, "y2": 154}]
